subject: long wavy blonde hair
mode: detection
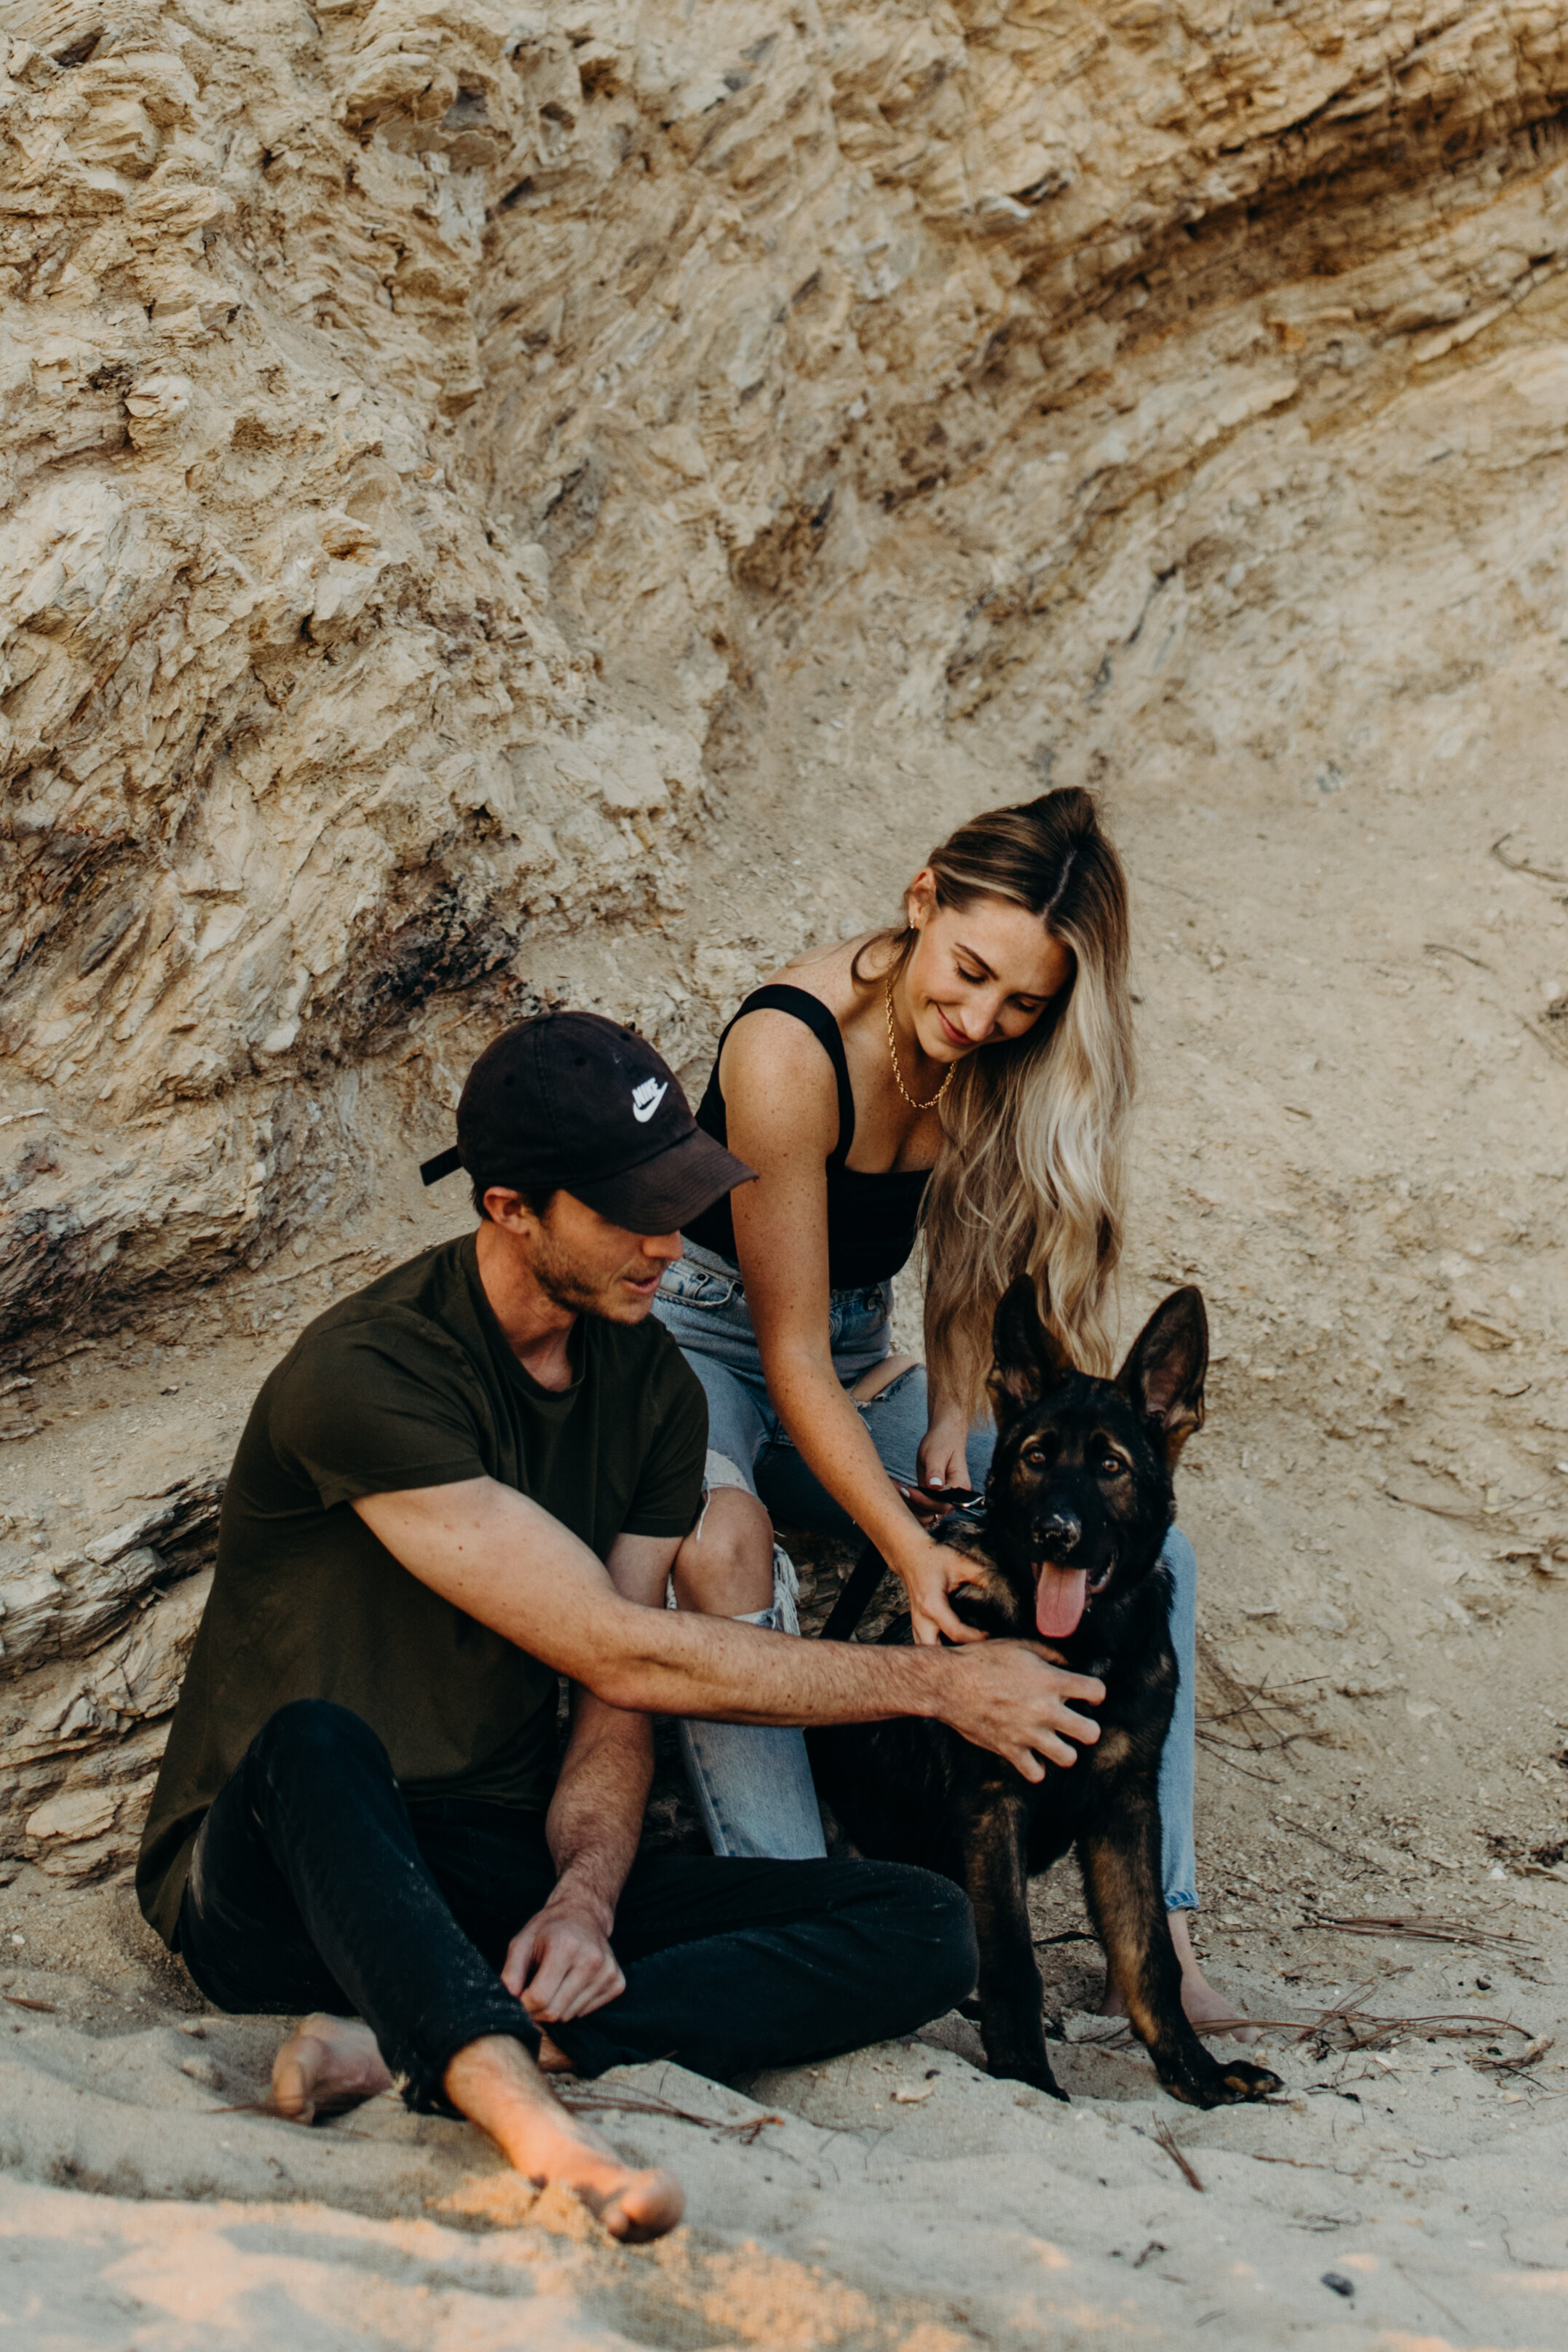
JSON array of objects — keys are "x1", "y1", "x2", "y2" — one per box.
[{"x1": 865, "y1": 788, "x2": 1134, "y2": 1419}]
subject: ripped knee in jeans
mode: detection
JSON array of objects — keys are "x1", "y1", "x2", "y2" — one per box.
[{"x1": 849, "y1": 1355, "x2": 920, "y2": 1403}]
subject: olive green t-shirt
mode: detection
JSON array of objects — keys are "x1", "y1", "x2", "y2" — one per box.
[{"x1": 136, "y1": 1233, "x2": 706, "y2": 1948}]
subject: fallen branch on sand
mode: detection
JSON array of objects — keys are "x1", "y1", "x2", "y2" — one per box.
[
  {"x1": 1305, "y1": 1915, "x2": 1540, "y2": 1959},
  {"x1": 1475, "y1": 2034, "x2": 1553, "y2": 2075},
  {"x1": 1151, "y1": 2120, "x2": 1203, "y2": 2191},
  {"x1": 1195, "y1": 1657, "x2": 1324, "y2": 1760},
  {"x1": 1382, "y1": 1486, "x2": 1485, "y2": 1526},
  {"x1": 1491, "y1": 831, "x2": 1568, "y2": 886},
  {"x1": 558, "y1": 2088, "x2": 785, "y2": 2143},
  {"x1": 1070, "y1": 1977, "x2": 1541, "y2": 2062},
  {"x1": 1195, "y1": 2005, "x2": 1540, "y2": 2057},
  {"x1": 1423, "y1": 941, "x2": 1492, "y2": 970}
]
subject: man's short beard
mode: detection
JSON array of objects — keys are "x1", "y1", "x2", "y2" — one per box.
[{"x1": 530, "y1": 1226, "x2": 633, "y2": 1320}]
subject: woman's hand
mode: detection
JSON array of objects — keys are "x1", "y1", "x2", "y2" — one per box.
[
  {"x1": 916, "y1": 1414, "x2": 973, "y2": 1501},
  {"x1": 893, "y1": 1530, "x2": 988, "y2": 1647}
]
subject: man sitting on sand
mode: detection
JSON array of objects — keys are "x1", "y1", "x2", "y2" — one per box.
[{"x1": 137, "y1": 1012, "x2": 1103, "y2": 2241}]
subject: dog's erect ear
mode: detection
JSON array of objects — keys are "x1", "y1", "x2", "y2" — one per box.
[
  {"x1": 1117, "y1": 1286, "x2": 1208, "y2": 1465},
  {"x1": 988, "y1": 1275, "x2": 1074, "y2": 1426}
]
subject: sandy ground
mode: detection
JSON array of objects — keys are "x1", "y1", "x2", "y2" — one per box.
[{"x1": 4, "y1": 641, "x2": 1568, "y2": 2344}]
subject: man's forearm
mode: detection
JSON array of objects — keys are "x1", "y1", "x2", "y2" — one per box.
[
  {"x1": 587, "y1": 1605, "x2": 955, "y2": 1727},
  {"x1": 543, "y1": 1694, "x2": 652, "y2": 1926},
  {"x1": 354, "y1": 1481, "x2": 1104, "y2": 1777},
  {"x1": 356, "y1": 1477, "x2": 945, "y2": 1726}
]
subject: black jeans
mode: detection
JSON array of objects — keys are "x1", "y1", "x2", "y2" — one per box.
[{"x1": 178, "y1": 1700, "x2": 977, "y2": 2110}]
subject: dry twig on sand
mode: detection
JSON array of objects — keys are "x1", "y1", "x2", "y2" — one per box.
[
  {"x1": 1475, "y1": 2034, "x2": 1553, "y2": 2076},
  {"x1": 559, "y1": 2088, "x2": 785, "y2": 2143},
  {"x1": 1423, "y1": 941, "x2": 1493, "y2": 970},
  {"x1": 1186, "y1": 2003, "x2": 1540, "y2": 2057},
  {"x1": 1306, "y1": 1915, "x2": 1539, "y2": 1959},
  {"x1": 1152, "y1": 2120, "x2": 1204, "y2": 2191},
  {"x1": 1195, "y1": 1644, "x2": 1326, "y2": 1764},
  {"x1": 1382, "y1": 1486, "x2": 1486, "y2": 1526},
  {"x1": 1491, "y1": 831, "x2": 1568, "y2": 886}
]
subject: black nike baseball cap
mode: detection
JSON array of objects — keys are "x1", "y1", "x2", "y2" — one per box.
[{"x1": 420, "y1": 1010, "x2": 755, "y2": 1235}]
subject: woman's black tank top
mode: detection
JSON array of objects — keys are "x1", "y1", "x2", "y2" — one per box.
[{"x1": 684, "y1": 984, "x2": 930, "y2": 1289}]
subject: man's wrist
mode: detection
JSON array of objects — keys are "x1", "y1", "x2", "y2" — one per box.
[
  {"x1": 890, "y1": 1646, "x2": 951, "y2": 1723},
  {"x1": 542, "y1": 1866, "x2": 617, "y2": 1936}
]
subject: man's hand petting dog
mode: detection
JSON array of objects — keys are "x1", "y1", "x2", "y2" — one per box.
[
  {"x1": 935, "y1": 1642, "x2": 1105, "y2": 1776},
  {"x1": 504, "y1": 1889, "x2": 625, "y2": 2026}
]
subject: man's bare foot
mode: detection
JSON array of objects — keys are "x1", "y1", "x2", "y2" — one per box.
[
  {"x1": 446, "y1": 2033, "x2": 683, "y2": 2243},
  {"x1": 272, "y1": 2014, "x2": 395, "y2": 2123},
  {"x1": 1100, "y1": 1912, "x2": 1261, "y2": 2045}
]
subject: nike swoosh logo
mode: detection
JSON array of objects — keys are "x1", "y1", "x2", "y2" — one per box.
[{"x1": 630, "y1": 1080, "x2": 668, "y2": 1123}]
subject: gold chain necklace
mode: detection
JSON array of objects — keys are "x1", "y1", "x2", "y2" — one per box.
[{"x1": 884, "y1": 973, "x2": 957, "y2": 1112}]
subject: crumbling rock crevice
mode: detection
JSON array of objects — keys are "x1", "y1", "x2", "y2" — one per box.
[
  {"x1": 4, "y1": 0, "x2": 1568, "y2": 1888},
  {"x1": 4, "y1": 0, "x2": 1567, "y2": 1351},
  {"x1": 0, "y1": 1474, "x2": 221, "y2": 1882}
]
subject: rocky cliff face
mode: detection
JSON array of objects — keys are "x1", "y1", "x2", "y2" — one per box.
[
  {"x1": 4, "y1": 0, "x2": 1568, "y2": 1880},
  {"x1": 7, "y1": 0, "x2": 1567, "y2": 1355}
]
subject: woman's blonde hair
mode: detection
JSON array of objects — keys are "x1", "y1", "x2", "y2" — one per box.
[{"x1": 866, "y1": 788, "x2": 1134, "y2": 1419}]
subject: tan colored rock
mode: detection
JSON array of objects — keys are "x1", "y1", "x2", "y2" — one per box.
[
  {"x1": 4, "y1": 0, "x2": 1568, "y2": 1888},
  {"x1": 0, "y1": 1476, "x2": 217, "y2": 1877},
  {"x1": 6, "y1": 0, "x2": 1568, "y2": 1355}
]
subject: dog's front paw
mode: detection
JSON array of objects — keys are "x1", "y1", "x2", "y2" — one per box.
[
  {"x1": 1164, "y1": 2054, "x2": 1283, "y2": 2109},
  {"x1": 1215, "y1": 2057, "x2": 1283, "y2": 2104}
]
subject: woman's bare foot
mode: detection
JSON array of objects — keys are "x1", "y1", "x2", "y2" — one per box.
[
  {"x1": 1100, "y1": 1912, "x2": 1261, "y2": 2044},
  {"x1": 446, "y1": 2034, "x2": 683, "y2": 2243},
  {"x1": 272, "y1": 2014, "x2": 395, "y2": 2123}
]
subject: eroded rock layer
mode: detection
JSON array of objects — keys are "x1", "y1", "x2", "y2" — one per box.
[
  {"x1": 4, "y1": 0, "x2": 1568, "y2": 1878},
  {"x1": 7, "y1": 0, "x2": 1568, "y2": 1349}
]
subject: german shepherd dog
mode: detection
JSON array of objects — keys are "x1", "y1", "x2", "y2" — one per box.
[{"x1": 809, "y1": 1278, "x2": 1282, "y2": 2110}]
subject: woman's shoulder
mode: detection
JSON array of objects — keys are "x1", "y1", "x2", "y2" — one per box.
[
  {"x1": 768, "y1": 933, "x2": 887, "y2": 1017},
  {"x1": 717, "y1": 948, "x2": 864, "y2": 1135}
]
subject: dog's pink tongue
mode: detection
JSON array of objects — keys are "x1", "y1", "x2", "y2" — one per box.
[{"x1": 1036, "y1": 1566, "x2": 1088, "y2": 1639}]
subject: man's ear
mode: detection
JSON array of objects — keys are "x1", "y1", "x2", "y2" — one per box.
[
  {"x1": 987, "y1": 1275, "x2": 1074, "y2": 1428},
  {"x1": 1117, "y1": 1287, "x2": 1208, "y2": 1465}
]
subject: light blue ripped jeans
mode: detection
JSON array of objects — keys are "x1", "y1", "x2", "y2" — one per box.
[{"x1": 653, "y1": 1241, "x2": 1200, "y2": 1912}]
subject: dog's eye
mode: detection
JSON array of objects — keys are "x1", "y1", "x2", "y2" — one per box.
[
  {"x1": 1021, "y1": 1443, "x2": 1047, "y2": 1467},
  {"x1": 1098, "y1": 1453, "x2": 1126, "y2": 1478}
]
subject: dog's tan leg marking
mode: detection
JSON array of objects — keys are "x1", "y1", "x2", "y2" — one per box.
[
  {"x1": 1082, "y1": 1834, "x2": 1171, "y2": 2054},
  {"x1": 965, "y1": 1791, "x2": 1059, "y2": 2093}
]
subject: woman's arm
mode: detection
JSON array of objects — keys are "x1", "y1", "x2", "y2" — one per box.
[
  {"x1": 720, "y1": 1010, "x2": 979, "y2": 1644},
  {"x1": 915, "y1": 1378, "x2": 975, "y2": 1499}
]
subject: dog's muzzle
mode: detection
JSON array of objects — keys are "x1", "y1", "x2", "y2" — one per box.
[{"x1": 1029, "y1": 1513, "x2": 1118, "y2": 1636}]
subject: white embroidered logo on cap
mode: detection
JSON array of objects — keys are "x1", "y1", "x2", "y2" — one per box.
[{"x1": 630, "y1": 1077, "x2": 668, "y2": 1123}]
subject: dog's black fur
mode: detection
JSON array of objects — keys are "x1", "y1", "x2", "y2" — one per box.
[{"x1": 809, "y1": 1278, "x2": 1281, "y2": 2109}]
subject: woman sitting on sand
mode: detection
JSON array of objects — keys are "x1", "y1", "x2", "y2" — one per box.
[{"x1": 654, "y1": 785, "x2": 1232, "y2": 2028}]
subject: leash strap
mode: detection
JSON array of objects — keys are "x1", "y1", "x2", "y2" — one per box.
[{"x1": 819, "y1": 1539, "x2": 890, "y2": 1642}]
